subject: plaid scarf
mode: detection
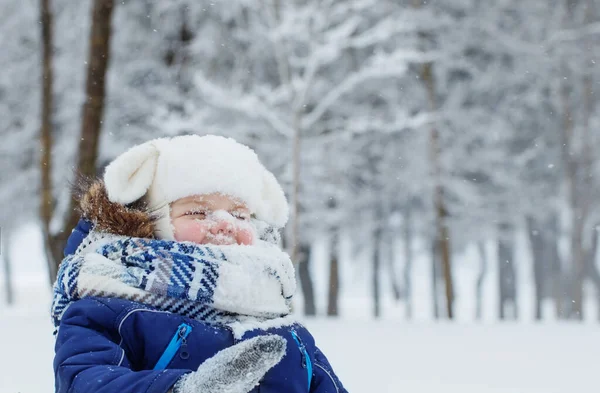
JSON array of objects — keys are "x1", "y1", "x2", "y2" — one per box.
[{"x1": 51, "y1": 233, "x2": 296, "y2": 329}]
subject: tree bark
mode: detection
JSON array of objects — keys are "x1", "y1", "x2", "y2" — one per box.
[
  {"x1": 411, "y1": 0, "x2": 453, "y2": 319},
  {"x1": 289, "y1": 114, "x2": 302, "y2": 264},
  {"x1": 45, "y1": 0, "x2": 115, "y2": 276},
  {"x1": 577, "y1": 0, "x2": 598, "y2": 320},
  {"x1": 75, "y1": 0, "x2": 115, "y2": 187},
  {"x1": 527, "y1": 216, "x2": 545, "y2": 320},
  {"x1": 373, "y1": 217, "x2": 382, "y2": 318},
  {"x1": 39, "y1": 0, "x2": 57, "y2": 285},
  {"x1": 475, "y1": 241, "x2": 487, "y2": 320},
  {"x1": 436, "y1": 191, "x2": 454, "y2": 320},
  {"x1": 559, "y1": 60, "x2": 581, "y2": 319},
  {"x1": 327, "y1": 230, "x2": 340, "y2": 316},
  {"x1": 527, "y1": 215, "x2": 564, "y2": 320},
  {"x1": 403, "y1": 206, "x2": 413, "y2": 319},
  {"x1": 498, "y1": 223, "x2": 517, "y2": 320},
  {"x1": 548, "y1": 216, "x2": 564, "y2": 319},
  {"x1": 569, "y1": 203, "x2": 585, "y2": 320},
  {"x1": 423, "y1": 61, "x2": 454, "y2": 319},
  {"x1": 297, "y1": 242, "x2": 316, "y2": 316},
  {"x1": 558, "y1": 0, "x2": 589, "y2": 321},
  {"x1": 584, "y1": 226, "x2": 600, "y2": 320},
  {"x1": 431, "y1": 236, "x2": 440, "y2": 319},
  {"x1": 2, "y1": 228, "x2": 14, "y2": 305},
  {"x1": 387, "y1": 229, "x2": 401, "y2": 302}
]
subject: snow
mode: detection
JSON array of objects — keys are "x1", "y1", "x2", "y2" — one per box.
[
  {"x1": 2, "y1": 306, "x2": 599, "y2": 393},
  {"x1": 309, "y1": 320, "x2": 600, "y2": 393}
]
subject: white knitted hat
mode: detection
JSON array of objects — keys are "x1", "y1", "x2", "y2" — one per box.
[{"x1": 103, "y1": 135, "x2": 289, "y2": 239}]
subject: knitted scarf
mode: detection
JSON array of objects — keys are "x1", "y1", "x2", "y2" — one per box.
[{"x1": 51, "y1": 233, "x2": 296, "y2": 328}]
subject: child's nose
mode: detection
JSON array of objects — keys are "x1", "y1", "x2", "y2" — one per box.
[{"x1": 211, "y1": 219, "x2": 234, "y2": 235}]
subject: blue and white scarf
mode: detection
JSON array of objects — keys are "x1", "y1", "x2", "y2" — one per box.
[{"x1": 51, "y1": 232, "x2": 296, "y2": 329}]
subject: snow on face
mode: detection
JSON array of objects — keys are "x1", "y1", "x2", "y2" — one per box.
[{"x1": 170, "y1": 193, "x2": 257, "y2": 246}]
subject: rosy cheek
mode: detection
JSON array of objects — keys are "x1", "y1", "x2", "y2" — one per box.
[
  {"x1": 173, "y1": 219, "x2": 209, "y2": 243},
  {"x1": 237, "y1": 228, "x2": 255, "y2": 245}
]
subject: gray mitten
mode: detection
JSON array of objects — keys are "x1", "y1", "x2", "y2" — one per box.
[{"x1": 172, "y1": 334, "x2": 286, "y2": 393}]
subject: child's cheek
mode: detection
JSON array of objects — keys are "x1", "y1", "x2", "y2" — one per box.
[
  {"x1": 237, "y1": 228, "x2": 255, "y2": 245},
  {"x1": 173, "y1": 219, "x2": 209, "y2": 243}
]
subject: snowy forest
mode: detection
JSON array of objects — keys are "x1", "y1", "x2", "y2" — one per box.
[{"x1": 1, "y1": 0, "x2": 600, "y2": 325}]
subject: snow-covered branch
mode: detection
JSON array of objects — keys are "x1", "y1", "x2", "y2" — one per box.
[
  {"x1": 302, "y1": 50, "x2": 435, "y2": 131},
  {"x1": 194, "y1": 73, "x2": 294, "y2": 137}
]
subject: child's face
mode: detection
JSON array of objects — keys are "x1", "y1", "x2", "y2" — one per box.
[{"x1": 170, "y1": 193, "x2": 255, "y2": 245}]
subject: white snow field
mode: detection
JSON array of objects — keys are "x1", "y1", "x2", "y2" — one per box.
[{"x1": 1, "y1": 306, "x2": 599, "y2": 393}]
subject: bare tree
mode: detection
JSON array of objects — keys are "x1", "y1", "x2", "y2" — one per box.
[
  {"x1": 327, "y1": 231, "x2": 340, "y2": 316},
  {"x1": 40, "y1": 0, "x2": 115, "y2": 282},
  {"x1": 1, "y1": 227, "x2": 14, "y2": 305},
  {"x1": 412, "y1": 0, "x2": 454, "y2": 319},
  {"x1": 554, "y1": 0, "x2": 600, "y2": 320},
  {"x1": 585, "y1": 225, "x2": 600, "y2": 320},
  {"x1": 579, "y1": 0, "x2": 600, "y2": 319},
  {"x1": 526, "y1": 213, "x2": 564, "y2": 320},
  {"x1": 475, "y1": 242, "x2": 487, "y2": 320},
  {"x1": 498, "y1": 222, "x2": 518, "y2": 320},
  {"x1": 39, "y1": 0, "x2": 57, "y2": 284},
  {"x1": 373, "y1": 207, "x2": 383, "y2": 318},
  {"x1": 387, "y1": 230, "x2": 402, "y2": 303},
  {"x1": 403, "y1": 207, "x2": 414, "y2": 319},
  {"x1": 528, "y1": 217, "x2": 547, "y2": 320},
  {"x1": 297, "y1": 242, "x2": 316, "y2": 316}
]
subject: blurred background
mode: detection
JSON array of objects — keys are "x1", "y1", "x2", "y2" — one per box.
[{"x1": 1, "y1": 0, "x2": 600, "y2": 392}]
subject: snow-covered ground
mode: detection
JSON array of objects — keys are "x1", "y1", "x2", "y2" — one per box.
[{"x1": 1, "y1": 306, "x2": 599, "y2": 393}]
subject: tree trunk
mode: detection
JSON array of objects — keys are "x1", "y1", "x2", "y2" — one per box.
[
  {"x1": 411, "y1": 0, "x2": 453, "y2": 319},
  {"x1": 569, "y1": 205, "x2": 586, "y2": 319},
  {"x1": 548, "y1": 215, "x2": 564, "y2": 319},
  {"x1": 387, "y1": 229, "x2": 401, "y2": 302},
  {"x1": 559, "y1": 63, "x2": 581, "y2": 319},
  {"x1": 419, "y1": 62, "x2": 454, "y2": 319},
  {"x1": 46, "y1": 0, "x2": 116, "y2": 274},
  {"x1": 289, "y1": 114, "x2": 302, "y2": 264},
  {"x1": 327, "y1": 230, "x2": 340, "y2": 316},
  {"x1": 373, "y1": 223, "x2": 382, "y2": 319},
  {"x1": 436, "y1": 189, "x2": 454, "y2": 319},
  {"x1": 39, "y1": 0, "x2": 57, "y2": 285},
  {"x1": 2, "y1": 228, "x2": 14, "y2": 305},
  {"x1": 421, "y1": 63, "x2": 453, "y2": 320},
  {"x1": 527, "y1": 216, "x2": 545, "y2": 320},
  {"x1": 585, "y1": 226, "x2": 600, "y2": 320},
  {"x1": 558, "y1": 0, "x2": 588, "y2": 321},
  {"x1": 527, "y1": 215, "x2": 564, "y2": 319},
  {"x1": 498, "y1": 223, "x2": 517, "y2": 320},
  {"x1": 297, "y1": 242, "x2": 316, "y2": 316},
  {"x1": 431, "y1": 236, "x2": 440, "y2": 320},
  {"x1": 475, "y1": 241, "x2": 487, "y2": 320},
  {"x1": 403, "y1": 206, "x2": 413, "y2": 319},
  {"x1": 577, "y1": 0, "x2": 597, "y2": 320}
]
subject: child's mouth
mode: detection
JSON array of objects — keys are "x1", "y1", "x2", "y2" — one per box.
[{"x1": 203, "y1": 233, "x2": 236, "y2": 245}]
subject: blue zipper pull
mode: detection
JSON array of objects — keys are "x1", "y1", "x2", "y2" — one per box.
[
  {"x1": 179, "y1": 325, "x2": 190, "y2": 360},
  {"x1": 153, "y1": 323, "x2": 193, "y2": 370}
]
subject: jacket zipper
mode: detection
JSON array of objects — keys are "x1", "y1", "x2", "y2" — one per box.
[
  {"x1": 291, "y1": 329, "x2": 313, "y2": 389},
  {"x1": 153, "y1": 323, "x2": 193, "y2": 370}
]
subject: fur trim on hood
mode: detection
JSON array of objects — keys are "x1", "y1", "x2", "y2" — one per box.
[{"x1": 78, "y1": 179, "x2": 157, "y2": 238}]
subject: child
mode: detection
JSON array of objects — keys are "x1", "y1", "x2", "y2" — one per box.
[{"x1": 52, "y1": 135, "x2": 347, "y2": 393}]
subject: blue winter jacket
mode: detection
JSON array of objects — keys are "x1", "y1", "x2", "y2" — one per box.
[{"x1": 54, "y1": 296, "x2": 347, "y2": 393}]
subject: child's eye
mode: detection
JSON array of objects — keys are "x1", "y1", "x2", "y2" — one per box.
[
  {"x1": 185, "y1": 210, "x2": 207, "y2": 218},
  {"x1": 233, "y1": 213, "x2": 249, "y2": 221}
]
